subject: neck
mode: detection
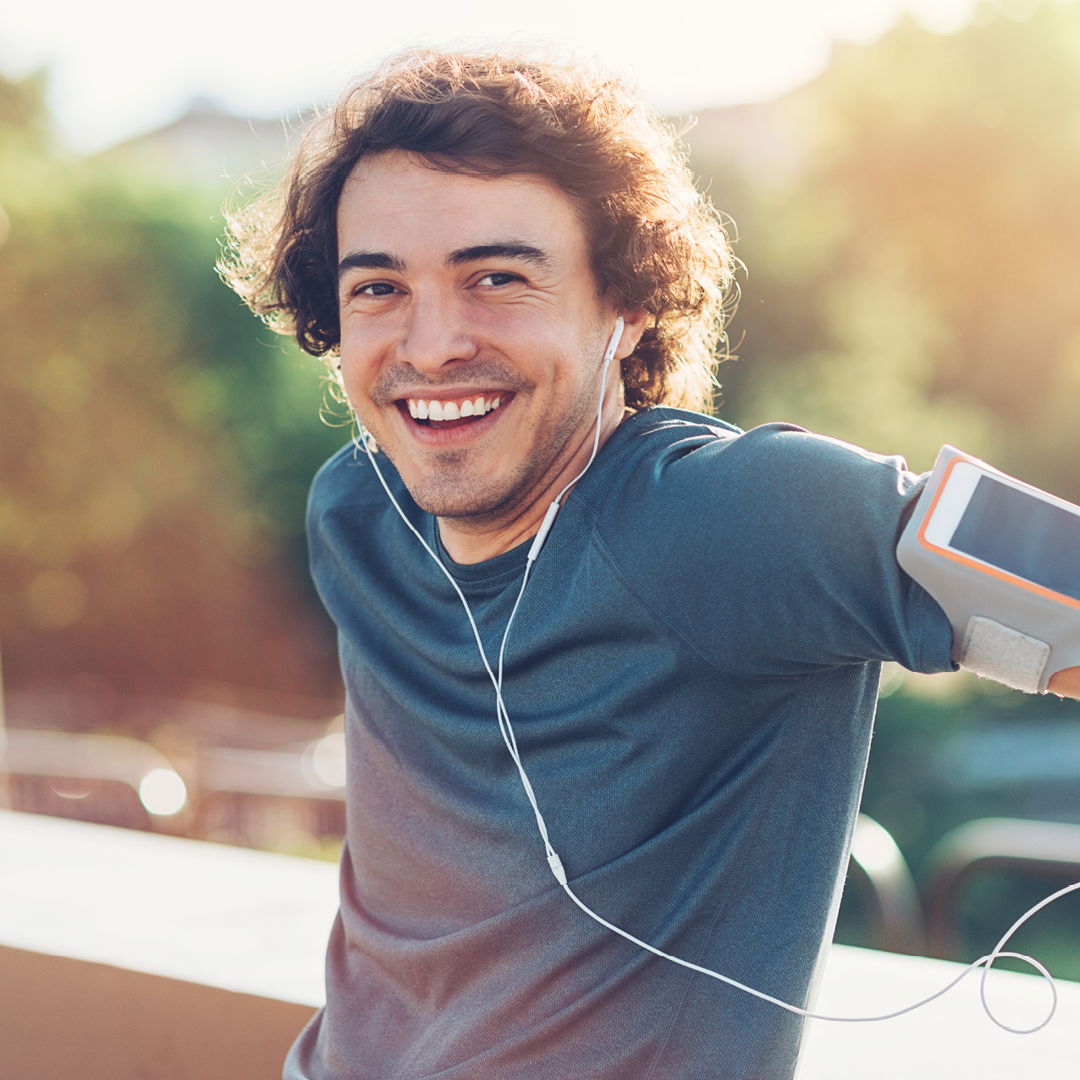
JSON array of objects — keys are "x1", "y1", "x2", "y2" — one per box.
[{"x1": 437, "y1": 381, "x2": 626, "y2": 564}]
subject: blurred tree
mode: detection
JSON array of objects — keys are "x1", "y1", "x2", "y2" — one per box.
[
  {"x1": 692, "y1": 1, "x2": 1080, "y2": 491},
  {"x1": 0, "y1": 68, "x2": 349, "y2": 710}
]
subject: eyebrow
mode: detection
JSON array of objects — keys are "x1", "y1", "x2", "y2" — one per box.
[
  {"x1": 446, "y1": 243, "x2": 552, "y2": 269},
  {"x1": 337, "y1": 250, "x2": 405, "y2": 280},
  {"x1": 337, "y1": 242, "x2": 553, "y2": 282}
]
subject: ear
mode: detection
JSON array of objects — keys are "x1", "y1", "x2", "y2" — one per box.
[{"x1": 614, "y1": 307, "x2": 649, "y2": 361}]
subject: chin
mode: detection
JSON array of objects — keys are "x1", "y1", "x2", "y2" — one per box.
[
  {"x1": 410, "y1": 487, "x2": 511, "y2": 524},
  {"x1": 404, "y1": 467, "x2": 528, "y2": 526}
]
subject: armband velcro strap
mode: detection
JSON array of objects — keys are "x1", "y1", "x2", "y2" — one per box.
[{"x1": 958, "y1": 616, "x2": 1051, "y2": 694}]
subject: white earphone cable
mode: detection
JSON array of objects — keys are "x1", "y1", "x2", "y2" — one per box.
[{"x1": 350, "y1": 316, "x2": 1074, "y2": 1034}]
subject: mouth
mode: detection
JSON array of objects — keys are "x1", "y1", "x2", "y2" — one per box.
[{"x1": 397, "y1": 392, "x2": 511, "y2": 430}]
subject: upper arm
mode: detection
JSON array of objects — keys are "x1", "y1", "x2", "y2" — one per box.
[{"x1": 605, "y1": 424, "x2": 957, "y2": 679}]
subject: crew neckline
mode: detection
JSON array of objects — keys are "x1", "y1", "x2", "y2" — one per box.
[{"x1": 420, "y1": 409, "x2": 738, "y2": 582}]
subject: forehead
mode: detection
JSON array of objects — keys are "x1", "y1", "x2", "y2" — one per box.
[{"x1": 336, "y1": 151, "x2": 589, "y2": 261}]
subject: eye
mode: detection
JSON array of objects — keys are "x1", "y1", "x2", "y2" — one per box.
[
  {"x1": 476, "y1": 271, "x2": 523, "y2": 288},
  {"x1": 355, "y1": 281, "x2": 398, "y2": 298}
]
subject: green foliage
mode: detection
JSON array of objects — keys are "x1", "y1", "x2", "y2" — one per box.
[
  {"x1": 0, "y1": 69, "x2": 348, "y2": 700},
  {"x1": 694, "y1": 4, "x2": 1080, "y2": 491}
]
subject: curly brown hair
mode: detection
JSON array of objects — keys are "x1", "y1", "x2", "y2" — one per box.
[{"x1": 220, "y1": 49, "x2": 735, "y2": 412}]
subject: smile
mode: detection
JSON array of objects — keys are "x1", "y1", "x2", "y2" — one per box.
[{"x1": 402, "y1": 394, "x2": 507, "y2": 427}]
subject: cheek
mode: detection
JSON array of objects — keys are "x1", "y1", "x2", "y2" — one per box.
[
  {"x1": 338, "y1": 328, "x2": 385, "y2": 398},
  {"x1": 335, "y1": 357, "x2": 380, "y2": 425}
]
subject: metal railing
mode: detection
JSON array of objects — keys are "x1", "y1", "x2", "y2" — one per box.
[
  {"x1": 923, "y1": 817, "x2": 1080, "y2": 959},
  {"x1": 0, "y1": 720, "x2": 347, "y2": 849},
  {"x1": 846, "y1": 813, "x2": 926, "y2": 955}
]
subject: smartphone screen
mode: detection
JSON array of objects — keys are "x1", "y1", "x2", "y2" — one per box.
[{"x1": 949, "y1": 475, "x2": 1080, "y2": 601}]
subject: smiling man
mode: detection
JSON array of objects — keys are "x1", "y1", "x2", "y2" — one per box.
[{"x1": 222, "y1": 50, "x2": 1080, "y2": 1080}]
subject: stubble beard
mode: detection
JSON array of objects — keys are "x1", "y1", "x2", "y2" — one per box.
[
  {"x1": 367, "y1": 338, "x2": 609, "y2": 534},
  {"x1": 416, "y1": 394, "x2": 592, "y2": 532}
]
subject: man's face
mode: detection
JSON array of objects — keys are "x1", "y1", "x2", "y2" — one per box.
[{"x1": 336, "y1": 152, "x2": 621, "y2": 530}]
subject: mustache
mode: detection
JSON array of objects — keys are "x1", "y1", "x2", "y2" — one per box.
[{"x1": 368, "y1": 360, "x2": 533, "y2": 405}]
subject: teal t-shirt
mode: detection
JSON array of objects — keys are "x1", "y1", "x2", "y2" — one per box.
[{"x1": 288, "y1": 409, "x2": 954, "y2": 1080}]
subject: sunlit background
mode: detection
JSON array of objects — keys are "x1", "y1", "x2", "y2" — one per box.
[{"x1": 2, "y1": 0, "x2": 1080, "y2": 978}]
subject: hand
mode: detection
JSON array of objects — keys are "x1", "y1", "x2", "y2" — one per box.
[{"x1": 1047, "y1": 666, "x2": 1080, "y2": 699}]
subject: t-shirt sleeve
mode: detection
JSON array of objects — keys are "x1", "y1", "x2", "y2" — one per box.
[{"x1": 603, "y1": 422, "x2": 956, "y2": 679}]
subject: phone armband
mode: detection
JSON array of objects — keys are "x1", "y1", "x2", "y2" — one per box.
[{"x1": 897, "y1": 446, "x2": 1080, "y2": 693}]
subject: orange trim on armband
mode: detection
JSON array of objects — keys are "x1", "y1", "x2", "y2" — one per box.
[{"x1": 916, "y1": 456, "x2": 1080, "y2": 613}]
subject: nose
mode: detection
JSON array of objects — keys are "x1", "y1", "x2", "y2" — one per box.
[{"x1": 395, "y1": 292, "x2": 480, "y2": 375}]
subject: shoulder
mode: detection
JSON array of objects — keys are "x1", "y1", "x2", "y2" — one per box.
[
  {"x1": 306, "y1": 440, "x2": 421, "y2": 558},
  {"x1": 577, "y1": 408, "x2": 929, "y2": 592},
  {"x1": 580, "y1": 411, "x2": 951, "y2": 675},
  {"x1": 309, "y1": 441, "x2": 390, "y2": 513},
  {"x1": 307, "y1": 441, "x2": 420, "y2": 541},
  {"x1": 582, "y1": 408, "x2": 922, "y2": 525}
]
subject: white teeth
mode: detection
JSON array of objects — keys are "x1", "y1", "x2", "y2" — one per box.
[{"x1": 407, "y1": 396, "x2": 506, "y2": 421}]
